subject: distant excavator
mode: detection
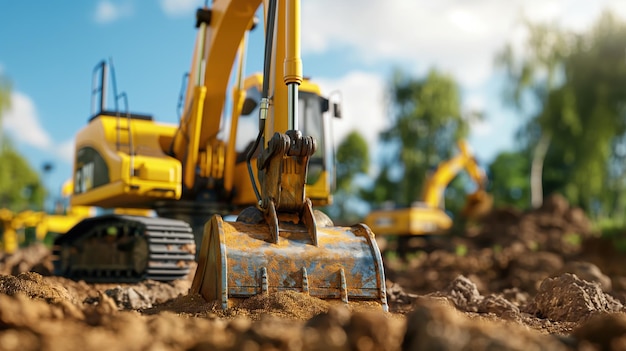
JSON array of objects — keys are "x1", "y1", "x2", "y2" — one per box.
[
  {"x1": 364, "y1": 140, "x2": 492, "y2": 250},
  {"x1": 0, "y1": 180, "x2": 96, "y2": 253},
  {"x1": 53, "y1": 0, "x2": 388, "y2": 310}
]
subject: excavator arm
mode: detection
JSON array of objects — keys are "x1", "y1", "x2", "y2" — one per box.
[
  {"x1": 422, "y1": 140, "x2": 492, "y2": 219},
  {"x1": 421, "y1": 140, "x2": 491, "y2": 213}
]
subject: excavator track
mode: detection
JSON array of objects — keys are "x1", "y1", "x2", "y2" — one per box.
[{"x1": 53, "y1": 215, "x2": 196, "y2": 283}]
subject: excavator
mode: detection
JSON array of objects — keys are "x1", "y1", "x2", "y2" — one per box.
[
  {"x1": 0, "y1": 209, "x2": 19, "y2": 253},
  {"x1": 0, "y1": 207, "x2": 93, "y2": 254},
  {"x1": 364, "y1": 140, "x2": 492, "y2": 251},
  {"x1": 0, "y1": 181, "x2": 95, "y2": 253},
  {"x1": 53, "y1": 0, "x2": 387, "y2": 310}
]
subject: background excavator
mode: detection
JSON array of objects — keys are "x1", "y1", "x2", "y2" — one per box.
[
  {"x1": 0, "y1": 180, "x2": 95, "y2": 253},
  {"x1": 53, "y1": 0, "x2": 387, "y2": 310},
  {"x1": 364, "y1": 140, "x2": 493, "y2": 254}
]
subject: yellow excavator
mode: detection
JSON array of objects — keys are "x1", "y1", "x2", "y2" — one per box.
[
  {"x1": 0, "y1": 207, "x2": 93, "y2": 254},
  {"x1": 53, "y1": 0, "x2": 387, "y2": 310},
  {"x1": 0, "y1": 181, "x2": 96, "y2": 253},
  {"x1": 0, "y1": 209, "x2": 19, "y2": 253},
  {"x1": 364, "y1": 140, "x2": 492, "y2": 240}
]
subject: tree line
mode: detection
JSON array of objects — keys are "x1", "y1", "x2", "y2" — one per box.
[
  {"x1": 0, "y1": 74, "x2": 46, "y2": 212},
  {"x1": 331, "y1": 11, "x2": 626, "y2": 226}
]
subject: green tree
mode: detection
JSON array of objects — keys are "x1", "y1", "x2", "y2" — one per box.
[
  {"x1": 496, "y1": 20, "x2": 569, "y2": 208},
  {"x1": 498, "y1": 12, "x2": 626, "y2": 217},
  {"x1": 0, "y1": 142, "x2": 45, "y2": 211},
  {"x1": 0, "y1": 73, "x2": 45, "y2": 211},
  {"x1": 335, "y1": 131, "x2": 369, "y2": 191},
  {"x1": 0, "y1": 73, "x2": 11, "y2": 150},
  {"x1": 327, "y1": 131, "x2": 370, "y2": 224},
  {"x1": 488, "y1": 151, "x2": 531, "y2": 209},
  {"x1": 375, "y1": 68, "x2": 471, "y2": 208},
  {"x1": 546, "y1": 13, "x2": 626, "y2": 215}
]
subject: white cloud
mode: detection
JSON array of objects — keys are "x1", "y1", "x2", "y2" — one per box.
[
  {"x1": 469, "y1": 119, "x2": 493, "y2": 138},
  {"x1": 317, "y1": 71, "x2": 387, "y2": 146},
  {"x1": 302, "y1": 0, "x2": 626, "y2": 164},
  {"x1": 4, "y1": 92, "x2": 73, "y2": 163},
  {"x1": 302, "y1": 0, "x2": 626, "y2": 89},
  {"x1": 4, "y1": 92, "x2": 52, "y2": 149},
  {"x1": 463, "y1": 93, "x2": 493, "y2": 137},
  {"x1": 316, "y1": 71, "x2": 388, "y2": 175},
  {"x1": 94, "y1": 0, "x2": 133, "y2": 24},
  {"x1": 447, "y1": 9, "x2": 488, "y2": 36},
  {"x1": 463, "y1": 93, "x2": 486, "y2": 112},
  {"x1": 56, "y1": 139, "x2": 75, "y2": 164},
  {"x1": 160, "y1": 0, "x2": 199, "y2": 17}
]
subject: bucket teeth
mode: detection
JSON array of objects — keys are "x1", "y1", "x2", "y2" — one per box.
[{"x1": 301, "y1": 267, "x2": 309, "y2": 294}]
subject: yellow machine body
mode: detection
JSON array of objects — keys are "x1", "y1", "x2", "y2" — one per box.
[
  {"x1": 0, "y1": 180, "x2": 96, "y2": 253},
  {"x1": 364, "y1": 205, "x2": 453, "y2": 237},
  {"x1": 70, "y1": 114, "x2": 182, "y2": 208},
  {"x1": 0, "y1": 209, "x2": 19, "y2": 253},
  {"x1": 39, "y1": 208, "x2": 96, "y2": 238},
  {"x1": 365, "y1": 140, "x2": 492, "y2": 237},
  {"x1": 0, "y1": 207, "x2": 95, "y2": 253},
  {"x1": 70, "y1": 79, "x2": 332, "y2": 211}
]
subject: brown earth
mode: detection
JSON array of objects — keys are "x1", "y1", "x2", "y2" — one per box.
[{"x1": 2, "y1": 194, "x2": 626, "y2": 350}]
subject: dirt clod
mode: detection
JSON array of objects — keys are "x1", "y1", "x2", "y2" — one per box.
[
  {"x1": 105, "y1": 286, "x2": 152, "y2": 310},
  {"x1": 527, "y1": 273, "x2": 624, "y2": 322}
]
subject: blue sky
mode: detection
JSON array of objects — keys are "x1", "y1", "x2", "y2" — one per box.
[{"x1": 1, "y1": 0, "x2": 626, "y2": 206}]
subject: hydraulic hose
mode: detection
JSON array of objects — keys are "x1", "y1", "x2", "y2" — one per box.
[{"x1": 247, "y1": 0, "x2": 278, "y2": 204}]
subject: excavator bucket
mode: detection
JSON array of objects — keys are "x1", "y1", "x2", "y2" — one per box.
[
  {"x1": 191, "y1": 213, "x2": 388, "y2": 311},
  {"x1": 461, "y1": 190, "x2": 494, "y2": 218}
]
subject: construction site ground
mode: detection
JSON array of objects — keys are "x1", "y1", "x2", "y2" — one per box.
[{"x1": 2, "y1": 194, "x2": 626, "y2": 350}]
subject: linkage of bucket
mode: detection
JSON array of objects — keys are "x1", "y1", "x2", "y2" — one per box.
[{"x1": 257, "y1": 130, "x2": 319, "y2": 246}]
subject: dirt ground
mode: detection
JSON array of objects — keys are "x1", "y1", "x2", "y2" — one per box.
[{"x1": 2, "y1": 194, "x2": 626, "y2": 350}]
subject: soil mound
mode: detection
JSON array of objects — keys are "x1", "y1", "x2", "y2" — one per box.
[{"x1": 0, "y1": 194, "x2": 625, "y2": 350}]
